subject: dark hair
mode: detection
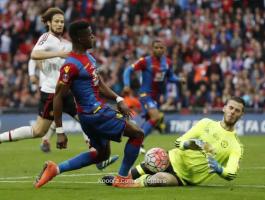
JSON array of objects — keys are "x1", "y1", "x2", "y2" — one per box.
[
  {"x1": 41, "y1": 7, "x2": 64, "y2": 24},
  {"x1": 152, "y1": 39, "x2": 163, "y2": 47},
  {"x1": 226, "y1": 96, "x2": 246, "y2": 111},
  {"x1": 69, "y1": 20, "x2": 90, "y2": 42}
]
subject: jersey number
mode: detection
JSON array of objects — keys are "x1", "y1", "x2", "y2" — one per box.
[{"x1": 154, "y1": 72, "x2": 166, "y2": 82}]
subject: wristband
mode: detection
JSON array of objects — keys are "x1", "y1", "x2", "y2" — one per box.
[
  {"x1": 116, "y1": 96, "x2": 124, "y2": 103},
  {"x1": 56, "y1": 127, "x2": 64, "y2": 134}
]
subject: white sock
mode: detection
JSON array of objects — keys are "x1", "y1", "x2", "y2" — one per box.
[
  {"x1": 82, "y1": 132, "x2": 90, "y2": 143},
  {"x1": 56, "y1": 166, "x2": 60, "y2": 175},
  {"x1": 0, "y1": 126, "x2": 34, "y2": 142},
  {"x1": 42, "y1": 121, "x2": 56, "y2": 141}
]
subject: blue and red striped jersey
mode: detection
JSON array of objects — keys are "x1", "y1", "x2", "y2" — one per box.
[{"x1": 58, "y1": 52, "x2": 102, "y2": 113}]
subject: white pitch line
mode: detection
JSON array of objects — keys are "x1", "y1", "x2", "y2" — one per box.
[
  {"x1": 0, "y1": 172, "x2": 115, "y2": 180},
  {"x1": 0, "y1": 167, "x2": 264, "y2": 181},
  {"x1": 0, "y1": 180, "x2": 99, "y2": 184}
]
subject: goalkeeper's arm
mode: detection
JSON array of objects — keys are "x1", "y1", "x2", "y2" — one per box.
[
  {"x1": 208, "y1": 156, "x2": 239, "y2": 181},
  {"x1": 175, "y1": 138, "x2": 204, "y2": 151}
]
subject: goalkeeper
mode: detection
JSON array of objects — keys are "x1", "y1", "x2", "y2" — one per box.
[{"x1": 103, "y1": 96, "x2": 245, "y2": 187}]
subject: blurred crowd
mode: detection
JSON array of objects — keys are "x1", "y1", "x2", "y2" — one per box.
[{"x1": 0, "y1": 0, "x2": 265, "y2": 113}]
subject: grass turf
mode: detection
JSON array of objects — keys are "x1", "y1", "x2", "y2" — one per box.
[{"x1": 0, "y1": 134, "x2": 264, "y2": 200}]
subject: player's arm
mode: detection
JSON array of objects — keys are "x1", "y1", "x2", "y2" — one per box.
[
  {"x1": 123, "y1": 57, "x2": 146, "y2": 90},
  {"x1": 98, "y1": 75, "x2": 132, "y2": 118},
  {"x1": 175, "y1": 118, "x2": 211, "y2": 150},
  {"x1": 53, "y1": 64, "x2": 78, "y2": 149},
  {"x1": 31, "y1": 50, "x2": 69, "y2": 60},
  {"x1": 53, "y1": 82, "x2": 70, "y2": 149},
  {"x1": 30, "y1": 34, "x2": 69, "y2": 60},
  {"x1": 167, "y1": 63, "x2": 186, "y2": 84},
  {"x1": 28, "y1": 59, "x2": 38, "y2": 91},
  {"x1": 208, "y1": 150, "x2": 242, "y2": 181}
]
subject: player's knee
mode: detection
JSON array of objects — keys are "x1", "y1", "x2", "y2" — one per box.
[
  {"x1": 32, "y1": 125, "x2": 47, "y2": 137},
  {"x1": 95, "y1": 150, "x2": 110, "y2": 162},
  {"x1": 135, "y1": 128, "x2": 144, "y2": 140},
  {"x1": 152, "y1": 172, "x2": 178, "y2": 186},
  {"x1": 154, "y1": 172, "x2": 167, "y2": 180},
  {"x1": 150, "y1": 115, "x2": 160, "y2": 123},
  {"x1": 150, "y1": 113, "x2": 163, "y2": 125}
]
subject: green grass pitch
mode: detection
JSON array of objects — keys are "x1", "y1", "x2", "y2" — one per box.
[{"x1": 0, "y1": 134, "x2": 264, "y2": 200}]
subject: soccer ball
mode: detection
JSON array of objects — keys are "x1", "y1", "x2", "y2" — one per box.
[{"x1": 144, "y1": 147, "x2": 170, "y2": 173}]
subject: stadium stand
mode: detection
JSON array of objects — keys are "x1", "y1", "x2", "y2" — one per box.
[{"x1": 0, "y1": 0, "x2": 264, "y2": 113}]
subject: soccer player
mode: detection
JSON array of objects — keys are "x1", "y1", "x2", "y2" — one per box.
[
  {"x1": 123, "y1": 40, "x2": 185, "y2": 152},
  {"x1": 34, "y1": 20, "x2": 144, "y2": 189},
  {"x1": 103, "y1": 96, "x2": 245, "y2": 187},
  {"x1": 0, "y1": 8, "x2": 70, "y2": 144},
  {"x1": 0, "y1": 8, "x2": 118, "y2": 170}
]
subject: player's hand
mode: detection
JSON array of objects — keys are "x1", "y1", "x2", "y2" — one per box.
[
  {"x1": 183, "y1": 139, "x2": 205, "y2": 151},
  {"x1": 208, "y1": 156, "x2": 223, "y2": 175},
  {"x1": 117, "y1": 101, "x2": 132, "y2": 119},
  {"x1": 56, "y1": 133, "x2": 68, "y2": 149},
  {"x1": 30, "y1": 75, "x2": 38, "y2": 84},
  {"x1": 29, "y1": 75, "x2": 38, "y2": 92}
]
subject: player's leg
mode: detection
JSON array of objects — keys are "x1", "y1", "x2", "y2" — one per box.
[
  {"x1": 37, "y1": 91, "x2": 58, "y2": 149},
  {"x1": 135, "y1": 172, "x2": 180, "y2": 187},
  {"x1": 154, "y1": 112, "x2": 166, "y2": 133},
  {"x1": 35, "y1": 142, "x2": 109, "y2": 188},
  {"x1": 131, "y1": 162, "x2": 181, "y2": 187},
  {"x1": 34, "y1": 150, "x2": 99, "y2": 189},
  {"x1": 138, "y1": 96, "x2": 162, "y2": 153},
  {"x1": 65, "y1": 97, "x2": 119, "y2": 170},
  {"x1": 0, "y1": 116, "x2": 52, "y2": 143},
  {"x1": 33, "y1": 91, "x2": 56, "y2": 151},
  {"x1": 34, "y1": 115, "x2": 111, "y2": 188},
  {"x1": 40, "y1": 121, "x2": 56, "y2": 152},
  {"x1": 110, "y1": 121, "x2": 144, "y2": 187},
  {"x1": 57, "y1": 144, "x2": 109, "y2": 174},
  {"x1": 73, "y1": 113, "x2": 119, "y2": 170},
  {"x1": 142, "y1": 108, "x2": 161, "y2": 137}
]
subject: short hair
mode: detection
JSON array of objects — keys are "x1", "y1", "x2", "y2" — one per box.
[
  {"x1": 226, "y1": 96, "x2": 246, "y2": 111},
  {"x1": 152, "y1": 39, "x2": 163, "y2": 47},
  {"x1": 69, "y1": 20, "x2": 90, "y2": 42},
  {"x1": 41, "y1": 7, "x2": 64, "y2": 24}
]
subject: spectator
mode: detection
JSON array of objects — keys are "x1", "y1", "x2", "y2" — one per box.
[{"x1": 0, "y1": 0, "x2": 265, "y2": 113}]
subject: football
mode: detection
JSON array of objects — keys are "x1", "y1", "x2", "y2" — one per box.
[{"x1": 144, "y1": 147, "x2": 170, "y2": 173}]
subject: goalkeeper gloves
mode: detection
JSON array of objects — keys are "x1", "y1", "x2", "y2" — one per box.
[
  {"x1": 208, "y1": 156, "x2": 223, "y2": 175},
  {"x1": 183, "y1": 139, "x2": 205, "y2": 150}
]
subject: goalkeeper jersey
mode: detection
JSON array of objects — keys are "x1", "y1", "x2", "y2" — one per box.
[{"x1": 171, "y1": 118, "x2": 243, "y2": 185}]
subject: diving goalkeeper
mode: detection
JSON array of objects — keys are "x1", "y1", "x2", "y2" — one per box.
[{"x1": 103, "y1": 96, "x2": 245, "y2": 187}]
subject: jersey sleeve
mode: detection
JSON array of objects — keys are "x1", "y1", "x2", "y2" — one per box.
[
  {"x1": 28, "y1": 59, "x2": 37, "y2": 76},
  {"x1": 58, "y1": 63, "x2": 79, "y2": 85},
  {"x1": 32, "y1": 33, "x2": 51, "y2": 51},
  {"x1": 175, "y1": 118, "x2": 211, "y2": 150},
  {"x1": 167, "y1": 60, "x2": 181, "y2": 83},
  {"x1": 221, "y1": 145, "x2": 243, "y2": 181},
  {"x1": 132, "y1": 57, "x2": 147, "y2": 71}
]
